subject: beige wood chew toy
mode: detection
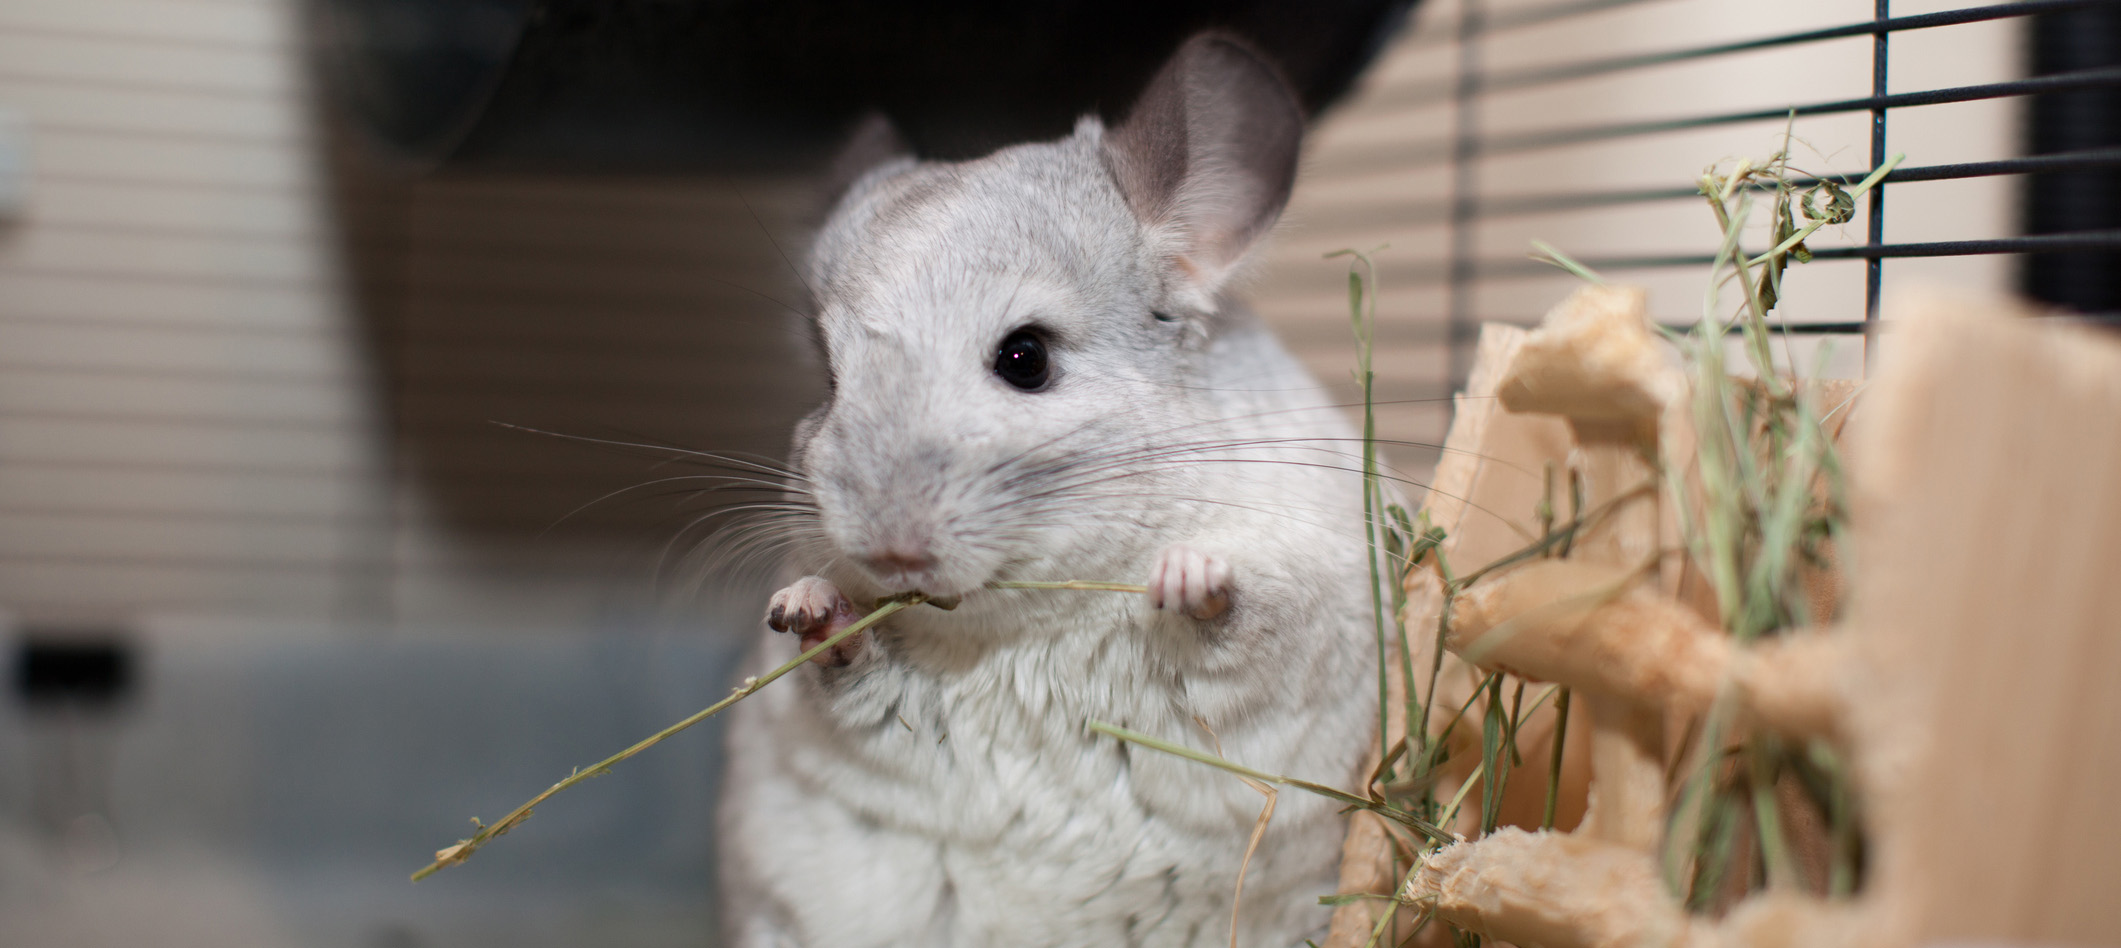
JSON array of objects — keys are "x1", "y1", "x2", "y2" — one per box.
[{"x1": 1325, "y1": 286, "x2": 2121, "y2": 948}]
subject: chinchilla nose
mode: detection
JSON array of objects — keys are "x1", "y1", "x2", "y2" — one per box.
[{"x1": 858, "y1": 546, "x2": 938, "y2": 581}]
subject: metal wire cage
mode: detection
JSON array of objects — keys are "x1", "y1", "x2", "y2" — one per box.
[{"x1": 1284, "y1": 0, "x2": 2121, "y2": 390}]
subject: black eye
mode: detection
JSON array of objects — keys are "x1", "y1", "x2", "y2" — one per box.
[{"x1": 994, "y1": 329, "x2": 1050, "y2": 391}]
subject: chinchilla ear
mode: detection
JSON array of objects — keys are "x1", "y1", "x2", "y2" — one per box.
[
  {"x1": 1103, "y1": 33, "x2": 1303, "y2": 297},
  {"x1": 824, "y1": 112, "x2": 915, "y2": 206}
]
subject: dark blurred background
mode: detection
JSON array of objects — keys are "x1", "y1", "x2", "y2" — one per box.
[{"x1": 318, "y1": 0, "x2": 1414, "y2": 166}]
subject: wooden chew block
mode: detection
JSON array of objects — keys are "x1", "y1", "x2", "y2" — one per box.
[
  {"x1": 1412, "y1": 827, "x2": 1695, "y2": 948},
  {"x1": 1495, "y1": 286, "x2": 1679, "y2": 853},
  {"x1": 1848, "y1": 294, "x2": 2121, "y2": 947},
  {"x1": 1327, "y1": 291, "x2": 1862, "y2": 945},
  {"x1": 1324, "y1": 324, "x2": 1589, "y2": 947},
  {"x1": 1408, "y1": 321, "x2": 1587, "y2": 839},
  {"x1": 1334, "y1": 290, "x2": 2121, "y2": 948},
  {"x1": 1447, "y1": 559, "x2": 1729, "y2": 717}
]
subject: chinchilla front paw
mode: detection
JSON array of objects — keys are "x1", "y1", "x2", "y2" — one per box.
[
  {"x1": 1147, "y1": 544, "x2": 1231, "y2": 620},
  {"x1": 766, "y1": 576, "x2": 869, "y2": 667}
]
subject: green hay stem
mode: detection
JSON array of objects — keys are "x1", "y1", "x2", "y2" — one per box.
[
  {"x1": 1327, "y1": 246, "x2": 1398, "y2": 779},
  {"x1": 411, "y1": 592, "x2": 929, "y2": 882},
  {"x1": 1541, "y1": 688, "x2": 1571, "y2": 830},
  {"x1": 1087, "y1": 720, "x2": 1448, "y2": 843}
]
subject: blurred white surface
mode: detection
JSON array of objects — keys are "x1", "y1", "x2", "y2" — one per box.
[
  {"x1": 0, "y1": 632, "x2": 743, "y2": 948},
  {"x1": 0, "y1": 106, "x2": 26, "y2": 218}
]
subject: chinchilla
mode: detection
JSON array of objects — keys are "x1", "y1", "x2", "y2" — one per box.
[{"x1": 718, "y1": 33, "x2": 1379, "y2": 948}]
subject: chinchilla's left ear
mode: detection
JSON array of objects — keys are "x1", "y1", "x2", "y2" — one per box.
[
  {"x1": 823, "y1": 112, "x2": 916, "y2": 209},
  {"x1": 1102, "y1": 33, "x2": 1304, "y2": 299}
]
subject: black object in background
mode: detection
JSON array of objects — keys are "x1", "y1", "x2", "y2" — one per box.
[
  {"x1": 309, "y1": 0, "x2": 1416, "y2": 169},
  {"x1": 13, "y1": 634, "x2": 135, "y2": 711},
  {"x1": 2024, "y1": 4, "x2": 2121, "y2": 317}
]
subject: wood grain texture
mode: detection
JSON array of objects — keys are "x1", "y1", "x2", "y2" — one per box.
[{"x1": 1851, "y1": 293, "x2": 2121, "y2": 947}]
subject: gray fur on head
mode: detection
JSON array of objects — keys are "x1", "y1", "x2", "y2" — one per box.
[{"x1": 794, "y1": 34, "x2": 1310, "y2": 600}]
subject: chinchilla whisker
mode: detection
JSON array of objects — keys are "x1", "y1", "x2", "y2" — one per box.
[
  {"x1": 1150, "y1": 435, "x2": 1535, "y2": 480},
  {"x1": 1025, "y1": 455, "x2": 1525, "y2": 537},
  {"x1": 652, "y1": 454, "x2": 810, "y2": 482},
  {"x1": 1056, "y1": 366, "x2": 1482, "y2": 407},
  {"x1": 667, "y1": 516, "x2": 821, "y2": 586},
  {"x1": 1048, "y1": 489, "x2": 1365, "y2": 542},
  {"x1": 490, "y1": 421, "x2": 811, "y2": 482},
  {"x1": 1036, "y1": 432, "x2": 1528, "y2": 486},
  {"x1": 1077, "y1": 450, "x2": 1424, "y2": 495},
  {"x1": 975, "y1": 380, "x2": 1394, "y2": 478},
  {"x1": 702, "y1": 516, "x2": 817, "y2": 558},
  {"x1": 668, "y1": 503, "x2": 820, "y2": 540},
  {"x1": 1010, "y1": 449, "x2": 1425, "y2": 502},
  {"x1": 1016, "y1": 390, "x2": 1532, "y2": 486},
  {"x1": 1002, "y1": 478, "x2": 1363, "y2": 541},
  {"x1": 1031, "y1": 486, "x2": 1360, "y2": 532},
  {"x1": 692, "y1": 530, "x2": 810, "y2": 580},
  {"x1": 1007, "y1": 431, "x2": 1360, "y2": 481},
  {"x1": 701, "y1": 272, "x2": 816, "y2": 323},
  {"x1": 1011, "y1": 429, "x2": 1508, "y2": 498},
  {"x1": 736, "y1": 186, "x2": 825, "y2": 308},
  {"x1": 982, "y1": 408, "x2": 1155, "y2": 477},
  {"x1": 646, "y1": 473, "x2": 816, "y2": 496},
  {"x1": 653, "y1": 495, "x2": 820, "y2": 519},
  {"x1": 981, "y1": 397, "x2": 1369, "y2": 481},
  {"x1": 659, "y1": 512, "x2": 769, "y2": 574},
  {"x1": 604, "y1": 474, "x2": 813, "y2": 510},
  {"x1": 541, "y1": 476, "x2": 814, "y2": 540},
  {"x1": 1020, "y1": 439, "x2": 1415, "y2": 487},
  {"x1": 648, "y1": 487, "x2": 818, "y2": 510},
  {"x1": 659, "y1": 504, "x2": 821, "y2": 575},
  {"x1": 1012, "y1": 394, "x2": 1422, "y2": 453},
  {"x1": 714, "y1": 499, "x2": 821, "y2": 515}
]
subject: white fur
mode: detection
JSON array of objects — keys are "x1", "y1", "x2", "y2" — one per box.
[{"x1": 717, "y1": 92, "x2": 1378, "y2": 948}]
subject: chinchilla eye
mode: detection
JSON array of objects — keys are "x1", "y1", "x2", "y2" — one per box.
[{"x1": 993, "y1": 329, "x2": 1050, "y2": 391}]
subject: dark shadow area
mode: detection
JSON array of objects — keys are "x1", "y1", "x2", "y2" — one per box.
[
  {"x1": 2024, "y1": 4, "x2": 2121, "y2": 320},
  {"x1": 327, "y1": 142, "x2": 825, "y2": 554},
  {"x1": 311, "y1": 0, "x2": 1418, "y2": 169}
]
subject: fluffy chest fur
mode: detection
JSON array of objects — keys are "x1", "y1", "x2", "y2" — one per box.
[
  {"x1": 721, "y1": 556, "x2": 1376, "y2": 948},
  {"x1": 718, "y1": 317, "x2": 1380, "y2": 945}
]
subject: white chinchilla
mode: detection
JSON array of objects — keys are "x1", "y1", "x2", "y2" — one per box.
[{"x1": 717, "y1": 33, "x2": 1379, "y2": 948}]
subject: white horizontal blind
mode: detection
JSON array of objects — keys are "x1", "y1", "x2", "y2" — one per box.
[
  {"x1": 0, "y1": 0, "x2": 390, "y2": 631},
  {"x1": 0, "y1": 0, "x2": 823, "y2": 636}
]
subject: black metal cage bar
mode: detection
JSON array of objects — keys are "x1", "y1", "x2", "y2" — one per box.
[
  {"x1": 1417, "y1": 0, "x2": 2121, "y2": 385},
  {"x1": 1394, "y1": 0, "x2": 2111, "y2": 105}
]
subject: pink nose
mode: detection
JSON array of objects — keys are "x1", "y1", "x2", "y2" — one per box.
[{"x1": 861, "y1": 549, "x2": 937, "y2": 578}]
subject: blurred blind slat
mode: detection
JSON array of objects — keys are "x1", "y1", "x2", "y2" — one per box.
[
  {"x1": 0, "y1": 0, "x2": 824, "y2": 636},
  {"x1": 0, "y1": 0, "x2": 384, "y2": 627},
  {"x1": 0, "y1": 0, "x2": 287, "y2": 49},
  {"x1": 0, "y1": 417, "x2": 363, "y2": 472}
]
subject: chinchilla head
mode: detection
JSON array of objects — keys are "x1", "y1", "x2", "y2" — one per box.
[{"x1": 792, "y1": 34, "x2": 1304, "y2": 601}]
